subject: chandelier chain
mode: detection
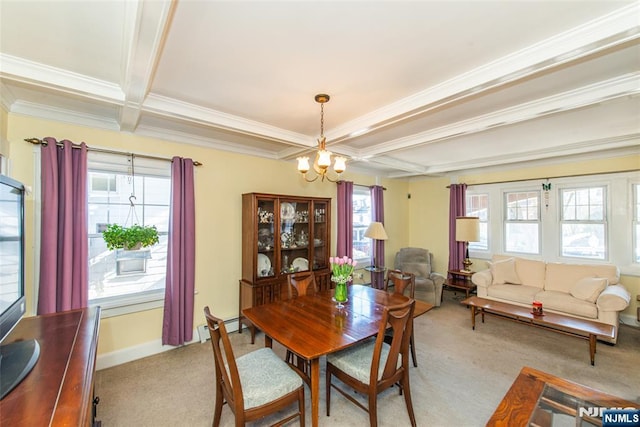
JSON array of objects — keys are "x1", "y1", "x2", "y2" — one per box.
[{"x1": 320, "y1": 102, "x2": 324, "y2": 139}]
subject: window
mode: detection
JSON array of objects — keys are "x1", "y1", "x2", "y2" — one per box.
[
  {"x1": 504, "y1": 191, "x2": 540, "y2": 254},
  {"x1": 352, "y1": 186, "x2": 372, "y2": 263},
  {"x1": 87, "y1": 153, "x2": 171, "y2": 311},
  {"x1": 560, "y1": 186, "x2": 606, "y2": 260},
  {"x1": 466, "y1": 193, "x2": 489, "y2": 251},
  {"x1": 466, "y1": 171, "x2": 637, "y2": 275}
]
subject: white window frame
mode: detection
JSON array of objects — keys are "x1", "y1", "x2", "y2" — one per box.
[
  {"x1": 466, "y1": 171, "x2": 638, "y2": 276},
  {"x1": 86, "y1": 153, "x2": 171, "y2": 318},
  {"x1": 559, "y1": 185, "x2": 607, "y2": 260},
  {"x1": 503, "y1": 190, "x2": 541, "y2": 255}
]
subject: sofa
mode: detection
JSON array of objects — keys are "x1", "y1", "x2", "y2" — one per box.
[
  {"x1": 471, "y1": 255, "x2": 631, "y2": 343},
  {"x1": 394, "y1": 247, "x2": 445, "y2": 307}
]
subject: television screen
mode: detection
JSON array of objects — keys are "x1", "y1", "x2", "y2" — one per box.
[
  {"x1": 0, "y1": 174, "x2": 25, "y2": 341},
  {"x1": 0, "y1": 174, "x2": 39, "y2": 400}
]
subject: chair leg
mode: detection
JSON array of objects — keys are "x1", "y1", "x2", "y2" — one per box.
[
  {"x1": 410, "y1": 331, "x2": 418, "y2": 367},
  {"x1": 298, "y1": 387, "x2": 306, "y2": 427},
  {"x1": 325, "y1": 369, "x2": 331, "y2": 416},
  {"x1": 368, "y1": 393, "x2": 378, "y2": 427},
  {"x1": 401, "y1": 374, "x2": 417, "y2": 427},
  {"x1": 213, "y1": 383, "x2": 224, "y2": 427}
]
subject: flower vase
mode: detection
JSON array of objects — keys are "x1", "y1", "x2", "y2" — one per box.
[{"x1": 332, "y1": 277, "x2": 349, "y2": 308}]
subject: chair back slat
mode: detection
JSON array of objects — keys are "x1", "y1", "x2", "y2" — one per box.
[
  {"x1": 287, "y1": 272, "x2": 317, "y2": 299},
  {"x1": 204, "y1": 306, "x2": 244, "y2": 413},
  {"x1": 368, "y1": 299, "x2": 415, "y2": 382},
  {"x1": 385, "y1": 269, "x2": 416, "y2": 299}
]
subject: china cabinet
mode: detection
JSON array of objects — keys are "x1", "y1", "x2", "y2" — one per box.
[{"x1": 240, "y1": 193, "x2": 332, "y2": 341}]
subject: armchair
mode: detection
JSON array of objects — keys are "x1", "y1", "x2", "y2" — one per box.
[{"x1": 394, "y1": 247, "x2": 445, "y2": 307}]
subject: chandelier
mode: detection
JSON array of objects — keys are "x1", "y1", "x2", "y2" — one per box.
[{"x1": 296, "y1": 94, "x2": 346, "y2": 182}]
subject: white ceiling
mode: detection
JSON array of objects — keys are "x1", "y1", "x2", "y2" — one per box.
[{"x1": 1, "y1": 0, "x2": 639, "y2": 179}]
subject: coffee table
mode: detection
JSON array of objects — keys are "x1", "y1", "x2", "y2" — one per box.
[
  {"x1": 461, "y1": 296, "x2": 614, "y2": 365},
  {"x1": 487, "y1": 366, "x2": 639, "y2": 426}
]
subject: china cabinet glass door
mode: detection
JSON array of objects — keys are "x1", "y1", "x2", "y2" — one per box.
[
  {"x1": 279, "y1": 199, "x2": 310, "y2": 273},
  {"x1": 312, "y1": 200, "x2": 328, "y2": 270},
  {"x1": 256, "y1": 198, "x2": 275, "y2": 278}
]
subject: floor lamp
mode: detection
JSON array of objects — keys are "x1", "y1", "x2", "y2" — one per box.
[
  {"x1": 364, "y1": 222, "x2": 388, "y2": 289},
  {"x1": 456, "y1": 216, "x2": 480, "y2": 273}
]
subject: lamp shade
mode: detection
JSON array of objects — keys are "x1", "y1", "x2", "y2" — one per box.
[
  {"x1": 364, "y1": 222, "x2": 388, "y2": 240},
  {"x1": 456, "y1": 217, "x2": 480, "y2": 242}
]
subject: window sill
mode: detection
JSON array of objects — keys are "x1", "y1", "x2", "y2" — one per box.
[{"x1": 90, "y1": 289, "x2": 164, "y2": 318}]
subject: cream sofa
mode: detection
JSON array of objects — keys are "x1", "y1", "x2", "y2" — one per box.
[{"x1": 471, "y1": 255, "x2": 631, "y2": 343}]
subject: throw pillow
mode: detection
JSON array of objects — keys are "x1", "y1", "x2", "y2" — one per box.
[
  {"x1": 489, "y1": 258, "x2": 521, "y2": 285},
  {"x1": 402, "y1": 262, "x2": 429, "y2": 278},
  {"x1": 570, "y1": 277, "x2": 608, "y2": 303}
]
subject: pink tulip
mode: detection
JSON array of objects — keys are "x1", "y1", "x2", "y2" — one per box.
[
  {"x1": 329, "y1": 256, "x2": 334, "y2": 264},
  {"x1": 352, "y1": 260, "x2": 358, "y2": 267}
]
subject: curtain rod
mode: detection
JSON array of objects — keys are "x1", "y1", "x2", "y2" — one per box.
[
  {"x1": 445, "y1": 168, "x2": 639, "y2": 188},
  {"x1": 351, "y1": 182, "x2": 387, "y2": 190},
  {"x1": 25, "y1": 138, "x2": 203, "y2": 166}
]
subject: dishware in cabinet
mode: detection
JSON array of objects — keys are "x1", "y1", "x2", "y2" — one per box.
[{"x1": 240, "y1": 193, "x2": 332, "y2": 338}]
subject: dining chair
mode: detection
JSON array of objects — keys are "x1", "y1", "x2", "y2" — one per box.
[
  {"x1": 284, "y1": 272, "x2": 317, "y2": 383},
  {"x1": 325, "y1": 299, "x2": 417, "y2": 427},
  {"x1": 384, "y1": 269, "x2": 418, "y2": 367},
  {"x1": 203, "y1": 306, "x2": 305, "y2": 427}
]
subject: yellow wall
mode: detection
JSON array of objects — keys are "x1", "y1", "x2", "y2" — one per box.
[
  {"x1": 407, "y1": 155, "x2": 640, "y2": 321},
  {"x1": 5, "y1": 112, "x2": 639, "y2": 358},
  {"x1": 6, "y1": 114, "x2": 408, "y2": 355},
  {"x1": 0, "y1": 106, "x2": 8, "y2": 157}
]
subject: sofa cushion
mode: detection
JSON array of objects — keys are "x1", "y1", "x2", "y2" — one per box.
[
  {"x1": 490, "y1": 258, "x2": 521, "y2": 285},
  {"x1": 402, "y1": 262, "x2": 429, "y2": 278},
  {"x1": 535, "y1": 290, "x2": 598, "y2": 319},
  {"x1": 545, "y1": 263, "x2": 619, "y2": 293},
  {"x1": 488, "y1": 284, "x2": 539, "y2": 305},
  {"x1": 570, "y1": 277, "x2": 608, "y2": 303}
]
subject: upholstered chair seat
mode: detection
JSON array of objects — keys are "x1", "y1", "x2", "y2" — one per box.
[{"x1": 235, "y1": 347, "x2": 304, "y2": 410}]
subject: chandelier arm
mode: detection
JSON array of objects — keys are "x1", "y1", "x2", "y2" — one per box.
[{"x1": 302, "y1": 172, "x2": 319, "y2": 183}]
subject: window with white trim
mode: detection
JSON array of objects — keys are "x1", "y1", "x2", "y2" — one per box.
[
  {"x1": 87, "y1": 152, "x2": 171, "y2": 310},
  {"x1": 560, "y1": 186, "x2": 606, "y2": 260},
  {"x1": 466, "y1": 171, "x2": 638, "y2": 276},
  {"x1": 504, "y1": 191, "x2": 540, "y2": 254},
  {"x1": 352, "y1": 186, "x2": 372, "y2": 263},
  {"x1": 466, "y1": 193, "x2": 489, "y2": 251}
]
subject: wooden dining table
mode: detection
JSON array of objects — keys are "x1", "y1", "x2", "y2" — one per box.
[{"x1": 242, "y1": 284, "x2": 433, "y2": 427}]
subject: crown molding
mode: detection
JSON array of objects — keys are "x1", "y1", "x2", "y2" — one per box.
[
  {"x1": 142, "y1": 93, "x2": 311, "y2": 146},
  {"x1": 0, "y1": 54, "x2": 124, "y2": 104},
  {"x1": 10, "y1": 100, "x2": 120, "y2": 131}
]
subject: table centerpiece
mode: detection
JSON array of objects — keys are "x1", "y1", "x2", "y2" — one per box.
[{"x1": 330, "y1": 256, "x2": 357, "y2": 308}]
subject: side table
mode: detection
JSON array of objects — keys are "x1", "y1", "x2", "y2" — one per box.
[
  {"x1": 443, "y1": 269, "x2": 477, "y2": 301},
  {"x1": 364, "y1": 265, "x2": 387, "y2": 289}
]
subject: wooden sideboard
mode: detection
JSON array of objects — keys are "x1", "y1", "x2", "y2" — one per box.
[{"x1": 0, "y1": 307, "x2": 101, "y2": 426}]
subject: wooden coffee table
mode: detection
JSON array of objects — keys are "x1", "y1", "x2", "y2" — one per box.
[
  {"x1": 461, "y1": 297, "x2": 614, "y2": 365},
  {"x1": 487, "y1": 366, "x2": 639, "y2": 426}
]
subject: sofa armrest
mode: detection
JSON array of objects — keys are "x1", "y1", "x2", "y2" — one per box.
[
  {"x1": 471, "y1": 269, "x2": 492, "y2": 289},
  {"x1": 596, "y1": 284, "x2": 631, "y2": 312},
  {"x1": 429, "y1": 273, "x2": 445, "y2": 307}
]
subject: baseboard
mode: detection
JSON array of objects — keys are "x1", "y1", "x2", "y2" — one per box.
[
  {"x1": 620, "y1": 313, "x2": 640, "y2": 329},
  {"x1": 96, "y1": 317, "x2": 240, "y2": 370}
]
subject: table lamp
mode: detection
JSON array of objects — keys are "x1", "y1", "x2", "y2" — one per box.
[
  {"x1": 364, "y1": 221, "x2": 388, "y2": 268},
  {"x1": 456, "y1": 216, "x2": 480, "y2": 272}
]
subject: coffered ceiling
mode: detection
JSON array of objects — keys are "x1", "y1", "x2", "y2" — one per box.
[{"x1": 1, "y1": 1, "x2": 639, "y2": 178}]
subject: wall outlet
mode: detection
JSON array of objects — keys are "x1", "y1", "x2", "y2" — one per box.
[{"x1": 197, "y1": 324, "x2": 209, "y2": 343}]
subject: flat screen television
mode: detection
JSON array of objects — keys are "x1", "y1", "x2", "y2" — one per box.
[{"x1": 0, "y1": 174, "x2": 39, "y2": 400}]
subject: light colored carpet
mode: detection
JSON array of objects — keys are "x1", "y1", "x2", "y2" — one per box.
[{"x1": 94, "y1": 293, "x2": 640, "y2": 426}]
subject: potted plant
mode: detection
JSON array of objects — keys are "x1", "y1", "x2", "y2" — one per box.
[{"x1": 102, "y1": 224, "x2": 160, "y2": 251}]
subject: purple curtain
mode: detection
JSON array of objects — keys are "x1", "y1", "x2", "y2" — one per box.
[
  {"x1": 336, "y1": 181, "x2": 353, "y2": 258},
  {"x1": 371, "y1": 185, "x2": 385, "y2": 264},
  {"x1": 38, "y1": 138, "x2": 88, "y2": 314},
  {"x1": 162, "y1": 157, "x2": 196, "y2": 346},
  {"x1": 448, "y1": 184, "x2": 467, "y2": 272}
]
